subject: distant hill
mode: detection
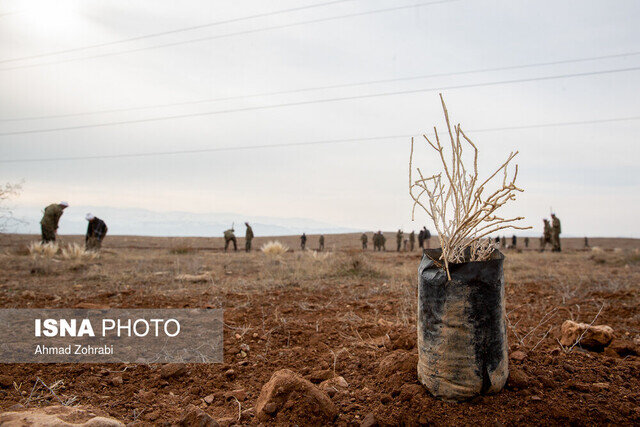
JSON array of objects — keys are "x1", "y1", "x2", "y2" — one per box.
[{"x1": 7, "y1": 205, "x2": 359, "y2": 237}]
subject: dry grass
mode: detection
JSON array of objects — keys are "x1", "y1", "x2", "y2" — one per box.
[
  {"x1": 27, "y1": 241, "x2": 58, "y2": 258},
  {"x1": 260, "y1": 241, "x2": 289, "y2": 257},
  {"x1": 61, "y1": 243, "x2": 99, "y2": 261}
]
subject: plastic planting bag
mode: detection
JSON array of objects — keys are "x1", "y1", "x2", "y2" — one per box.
[{"x1": 417, "y1": 248, "x2": 508, "y2": 401}]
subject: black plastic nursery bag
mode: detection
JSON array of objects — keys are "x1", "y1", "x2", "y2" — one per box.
[{"x1": 417, "y1": 248, "x2": 508, "y2": 401}]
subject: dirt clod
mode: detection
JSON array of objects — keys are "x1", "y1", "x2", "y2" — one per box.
[
  {"x1": 511, "y1": 350, "x2": 527, "y2": 361},
  {"x1": 179, "y1": 406, "x2": 219, "y2": 427},
  {"x1": 255, "y1": 369, "x2": 337, "y2": 423},
  {"x1": 360, "y1": 411, "x2": 379, "y2": 427},
  {"x1": 159, "y1": 364, "x2": 187, "y2": 379}
]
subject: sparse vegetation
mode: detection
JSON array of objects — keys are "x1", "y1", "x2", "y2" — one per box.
[
  {"x1": 28, "y1": 241, "x2": 59, "y2": 258},
  {"x1": 261, "y1": 240, "x2": 290, "y2": 257},
  {"x1": 0, "y1": 234, "x2": 637, "y2": 425},
  {"x1": 60, "y1": 243, "x2": 99, "y2": 261}
]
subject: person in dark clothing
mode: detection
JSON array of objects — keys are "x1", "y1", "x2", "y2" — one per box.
[
  {"x1": 40, "y1": 201, "x2": 68, "y2": 243},
  {"x1": 511, "y1": 235, "x2": 517, "y2": 248},
  {"x1": 85, "y1": 213, "x2": 108, "y2": 250},
  {"x1": 524, "y1": 237, "x2": 530, "y2": 248},
  {"x1": 300, "y1": 233, "x2": 307, "y2": 250},
  {"x1": 421, "y1": 227, "x2": 432, "y2": 249},
  {"x1": 418, "y1": 229, "x2": 424, "y2": 249},
  {"x1": 318, "y1": 235, "x2": 325, "y2": 251},
  {"x1": 245, "y1": 222, "x2": 254, "y2": 252}
]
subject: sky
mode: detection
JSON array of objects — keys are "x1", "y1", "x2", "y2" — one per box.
[{"x1": 1, "y1": 0, "x2": 639, "y2": 237}]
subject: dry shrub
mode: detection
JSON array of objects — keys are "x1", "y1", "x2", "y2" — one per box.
[
  {"x1": 61, "y1": 243, "x2": 99, "y2": 261},
  {"x1": 307, "y1": 250, "x2": 332, "y2": 262},
  {"x1": 261, "y1": 241, "x2": 290, "y2": 257},
  {"x1": 409, "y1": 94, "x2": 531, "y2": 278},
  {"x1": 28, "y1": 241, "x2": 59, "y2": 258}
]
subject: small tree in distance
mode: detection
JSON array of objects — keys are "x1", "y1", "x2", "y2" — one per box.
[{"x1": 0, "y1": 181, "x2": 23, "y2": 233}]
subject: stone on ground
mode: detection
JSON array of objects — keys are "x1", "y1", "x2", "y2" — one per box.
[
  {"x1": 559, "y1": 320, "x2": 614, "y2": 349},
  {"x1": 255, "y1": 369, "x2": 337, "y2": 423}
]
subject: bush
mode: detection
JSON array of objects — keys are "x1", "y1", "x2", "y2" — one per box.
[
  {"x1": 61, "y1": 243, "x2": 98, "y2": 261},
  {"x1": 28, "y1": 241, "x2": 59, "y2": 258},
  {"x1": 261, "y1": 241, "x2": 290, "y2": 257}
]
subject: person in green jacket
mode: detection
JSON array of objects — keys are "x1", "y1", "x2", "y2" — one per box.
[
  {"x1": 396, "y1": 229, "x2": 403, "y2": 252},
  {"x1": 40, "y1": 201, "x2": 68, "y2": 243},
  {"x1": 244, "y1": 222, "x2": 254, "y2": 252},
  {"x1": 224, "y1": 228, "x2": 237, "y2": 251}
]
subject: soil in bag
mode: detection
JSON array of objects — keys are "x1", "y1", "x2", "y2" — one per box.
[{"x1": 417, "y1": 248, "x2": 508, "y2": 401}]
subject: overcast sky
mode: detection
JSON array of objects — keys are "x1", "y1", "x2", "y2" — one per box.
[{"x1": 1, "y1": 0, "x2": 639, "y2": 237}]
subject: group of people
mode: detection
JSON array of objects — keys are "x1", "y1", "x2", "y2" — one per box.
[
  {"x1": 222, "y1": 222, "x2": 254, "y2": 252},
  {"x1": 39, "y1": 201, "x2": 564, "y2": 255},
  {"x1": 361, "y1": 227, "x2": 432, "y2": 252},
  {"x1": 540, "y1": 213, "x2": 562, "y2": 252},
  {"x1": 299, "y1": 233, "x2": 325, "y2": 251},
  {"x1": 39, "y1": 202, "x2": 108, "y2": 250},
  {"x1": 492, "y1": 213, "x2": 562, "y2": 252}
]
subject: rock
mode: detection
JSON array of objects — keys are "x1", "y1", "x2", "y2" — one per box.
[
  {"x1": 0, "y1": 405, "x2": 124, "y2": 426},
  {"x1": 377, "y1": 350, "x2": 418, "y2": 377},
  {"x1": 559, "y1": 320, "x2": 614, "y2": 349},
  {"x1": 179, "y1": 406, "x2": 219, "y2": 427},
  {"x1": 530, "y1": 395, "x2": 542, "y2": 401},
  {"x1": 0, "y1": 374, "x2": 13, "y2": 387},
  {"x1": 224, "y1": 388, "x2": 246, "y2": 402},
  {"x1": 240, "y1": 343, "x2": 250, "y2": 353},
  {"x1": 319, "y1": 376, "x2": 349, "y2": 397},
  {"x1": 399, "y1": 383, "x2": 424, "y2": 401},
  {"x1": 224, "y1": 369, "x2": 236, "y2": 380},
  {"x1": 109, "y1": 375, "x2": 123, "y2": 386},
  {"x1": 204, "y1": 394, "x2": 215, "y2": 404},
  {"x1": 360, "y1": 412, "x2": 379, "y2": 427},
  {"x1": 256, "y1": 369, "x2": 337, "y2": 423},
  {"x1": 507, "y1": 368, "x2": 530, "y2": 389},
  {"x1": 159, "y1": 364, "x2": 187, "y2": 379},
  {"x1": 511, "y1": 350, "x2": 527, "y2": 362}
]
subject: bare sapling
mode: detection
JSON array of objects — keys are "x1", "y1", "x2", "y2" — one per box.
[{"x1": 409, "y1": 94, "x2": 531, "y2": 279}]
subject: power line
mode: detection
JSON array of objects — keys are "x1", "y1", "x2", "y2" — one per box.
[
  {"x1": 1, "y1": 65, "x2": 638, "y2": 137},
  {"x1": 0, "y1": 0, "x2": 354, "y2": 64},
  {"x1": 0, "y1": 0, "x2": 461, "y2": 71},
  {"x1": 3, "y1": 49, "x2": 640, "y2": 123},
  {"x1": 2, "y1": 115, "x2": 639, "y2": 163}
]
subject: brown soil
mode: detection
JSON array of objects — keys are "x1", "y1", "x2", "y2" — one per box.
[{"x1": 0, "y1": 233, "x2": 639, "y2": 425}]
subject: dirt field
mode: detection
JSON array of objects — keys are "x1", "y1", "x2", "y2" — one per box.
[{"x1": 0, "y1": 233, "x2": 639, "y2": 425}]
